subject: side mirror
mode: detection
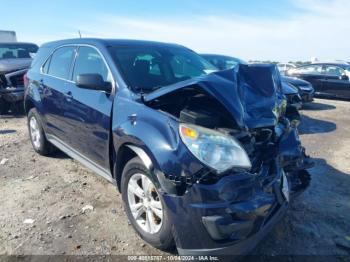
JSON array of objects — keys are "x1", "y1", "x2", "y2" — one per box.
[
  {"x1": 340, "y1": 74, "x2": 349, "y2": 81},
  {"x1": 76, "y1": 74, "x2": 111, "y2": 92}
]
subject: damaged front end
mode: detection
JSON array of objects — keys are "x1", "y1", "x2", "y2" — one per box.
[
  {"x1": 0, "y1": 58, "x2": 32, "y2": 114},
  {"x1": 0, "y1": 68, "x2": 27, "y2": 102},
  {"x1": 142, "y1": 64, "x2": 312, "y2": 255}
]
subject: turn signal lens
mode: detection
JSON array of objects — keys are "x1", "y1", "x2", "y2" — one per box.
[{"x1": 180, "y1": 126, "x2": 198, "y2": 139}]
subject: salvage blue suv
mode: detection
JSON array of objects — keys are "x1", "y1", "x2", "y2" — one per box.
[{"x1": 24, "y1": 39, "x2": 312, "y2": 256}]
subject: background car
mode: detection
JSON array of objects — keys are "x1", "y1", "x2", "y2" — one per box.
[
  {"x1": 0, "y1": 42, "x2": 38, "y2": 114},
  {"x1": 201, "y1": 54, "x2": 310, "y2": 106},
  {"x1": 282, "y1": 81, "x2": 302, "y2": 109},
  {"x1": 287, "y1": 63, "x2": 350, "y2": 100},
  {"x1": 281, "y1": 76, "x2": 314, "y2": 103}
]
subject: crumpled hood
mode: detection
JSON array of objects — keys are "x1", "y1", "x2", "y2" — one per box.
[
  {"x1": 0, "y1": 58, "x2": 32, "y2": 73},
  {"x1": 145, "y1": 64, "x2": 285, "y2": 130}
]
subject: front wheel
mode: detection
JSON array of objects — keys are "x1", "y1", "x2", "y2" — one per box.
[{"x1": 121, "y1": 157, "x2": 174, "y2": 250}]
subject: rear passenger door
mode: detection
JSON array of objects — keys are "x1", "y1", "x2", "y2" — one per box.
[
  {"x1": 290, "y1": 65, "x2": 325, "y2": 93},
  {"x1": 40, "y1": 46, "x2": 76, "y2": 143},
  {"x1": 322, "y1": 65, "x2": 350, "y2": 98},
  {"x1": 65, "y1": 46, "x2": 114, "y2": 170}
]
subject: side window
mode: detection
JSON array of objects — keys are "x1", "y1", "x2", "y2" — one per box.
[
  {"x1": 72, "y1": 46, "x2": 110, "y2": 82},
  {"x1": 42, "y1": 56, "x2": 51, "y2": 74},
  {"x1": 296, "y1": 65, "x2": 323, "y2": 75},
  {"x1": 323, "y1": 65, "x2": 345, "y2": 77},
  {"x1": 47, "y1": 46, "x2": 75, "y2": 79}
]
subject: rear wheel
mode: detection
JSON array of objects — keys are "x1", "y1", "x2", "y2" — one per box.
[
  {"x1": 121, "y1": 157, "x2": 174, "y2": 250},
  {"x1": 27, "y1": 108, "x2": 55, "y2": 156}
]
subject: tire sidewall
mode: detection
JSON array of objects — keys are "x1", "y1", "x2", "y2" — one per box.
[
  {"x1": 27, "y1": 108, "x2": 47, "y2": 154},
  {"x1": 121, "y1": 157, "x2": 174, "y2": 250}
]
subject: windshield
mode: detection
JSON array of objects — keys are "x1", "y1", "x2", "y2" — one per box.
[
  {"x1": 201, "y1": 55, "x2": 245, "y2": 71},
  {"x1": 109, "y1": 45, "x2": 217, "y2": 93},
  {"x1": 0, "y1": 43, "x2": 38, "y2": 60}
]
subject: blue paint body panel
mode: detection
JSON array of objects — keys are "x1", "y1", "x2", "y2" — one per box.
[{"x1": 24, "y1": 38, "x2": 311, "y2": 256}]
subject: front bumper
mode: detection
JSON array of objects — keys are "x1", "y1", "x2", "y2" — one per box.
[
  {"x1": 0, "y1": 87, "x2": 25, "y2": 102},
  {"x1": 299, "y1": 89, "x2": 314, "y2": 103},
  {"x1": 178, "y1": 204, "x2": 288, "y2": 256},
  {"x1": 163, "y1": 162, "x2": 290, "y2": 256}
]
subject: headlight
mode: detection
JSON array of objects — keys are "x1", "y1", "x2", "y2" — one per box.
[{"x1": 179, "y1": 124, "x2": 251, "y2": 173}]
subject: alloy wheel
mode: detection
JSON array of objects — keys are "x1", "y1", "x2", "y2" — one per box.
[
  {"x1": 29, "y1": 116, "x2": 41, "y2": 149},
  {"x1": 127, "y1": 173, "x2": 163, "y2": 234}
]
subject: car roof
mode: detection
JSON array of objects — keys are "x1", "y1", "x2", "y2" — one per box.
[
  {"x1": 201, "y1": 53, "x2": 229, "y2": 57},
  {"x1": 201, "y1": 54, "x2": 247, "y2": 64},
  {"x1": 278, "y1": 63, "x2": 295, "y2": 66},
  {"x1": 201, "y1": 54, "x2": 237, "y2": 59},
  {"x1": 40, "y1": 38, "x2": 186, "y2": 50},
  {"x1": 308, "y1": 62, "x2": 350, "y2": 68},
  {"x1": 0, "y1": 42, "x2": 38, "y2": 46}
]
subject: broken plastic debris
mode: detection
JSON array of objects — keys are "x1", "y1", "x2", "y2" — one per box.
[
  {"x1": 0, "y1": 158, "x2": 9, "y2": 165},
  {"x1": 82, "y1": 205, "x2": 94, "y2": 213},
  {"x1": 23, "y1": 175, "x2": 37, "y2": 180},
  {"x1": 23, "y1": 219, "x2": 35, "y2": 224}
]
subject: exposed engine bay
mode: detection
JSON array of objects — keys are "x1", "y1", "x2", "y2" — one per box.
[{"x1": 145, "y1": 64, "x2": 312, "y2": 196}]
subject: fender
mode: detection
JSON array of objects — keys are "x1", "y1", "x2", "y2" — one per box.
[
  {"x1": 124, "y1": 144, "x2": 179, "y2": 195},
  {"x1": 112, "y1": 96, "x2": 205, "y2": 193},
  {"x1": 126, "y1": 144, "x2": 153, "y2": 170}
]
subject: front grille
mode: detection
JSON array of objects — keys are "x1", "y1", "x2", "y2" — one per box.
[{"x1": 9, "y1": 73, "x2": 25, "y2": 87}]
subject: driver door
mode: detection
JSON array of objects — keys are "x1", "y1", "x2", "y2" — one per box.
[{"x1": 65, "y1": 46, "x2": 114, "y2": 170}]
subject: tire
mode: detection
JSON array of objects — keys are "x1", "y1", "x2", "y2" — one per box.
[
  {"x1": 121, "y1": 157, "x2": 175, "y2": 250},
  {"x1": 0, "y1": 99, "x2": 10, "y2": 115},
  {"x1": 27, "y1": 108, "x2": 54, "y2": 156}
]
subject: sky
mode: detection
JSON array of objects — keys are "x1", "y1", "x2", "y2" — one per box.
[{"x1": 1, "y1": 0, "x2": 349, "y2": 62}]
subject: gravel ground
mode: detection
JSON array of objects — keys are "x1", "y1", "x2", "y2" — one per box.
[{"x1": 0, "y1": 98, "x2": 349, "y2": 260}]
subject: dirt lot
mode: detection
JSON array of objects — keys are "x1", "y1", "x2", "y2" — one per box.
[{"x1": 0, "y1": 98, "x2": 350, "y2": 259}]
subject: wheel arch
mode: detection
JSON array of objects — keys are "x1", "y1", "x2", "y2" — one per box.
[
  {"x1": 113, "y1": 142, "x2": 178, "y2": 195},
  {"x1": 24, "y1": 98, "x2": 35, "y2": 115},
  {"x1": 114, "y1": 143, "x2": 151, "y2": 192}
]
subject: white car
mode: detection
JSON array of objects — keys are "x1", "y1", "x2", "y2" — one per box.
[{"x1": 277, "y1": 63, "x2": 296, "y2": 75}]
